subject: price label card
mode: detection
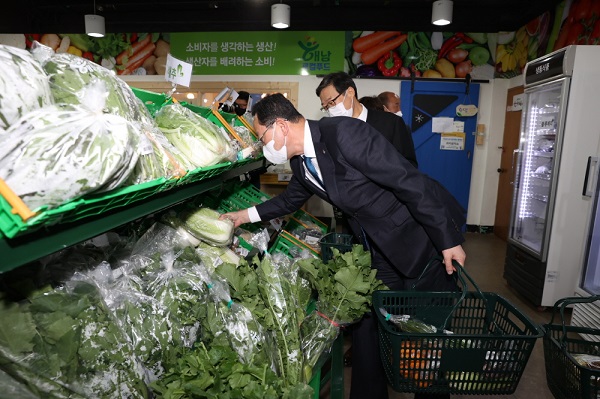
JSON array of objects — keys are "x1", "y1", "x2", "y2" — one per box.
[
  {"x1": 539, "y1": 115, "x2": 556, "y2": 130},
  {"x1": 165, "y1": 54, "x2": 192, "y2": 87}
]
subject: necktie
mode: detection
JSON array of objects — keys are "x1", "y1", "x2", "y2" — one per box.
[{"x1": 304, "y1": 156, "x2": 324, "y2": 187}]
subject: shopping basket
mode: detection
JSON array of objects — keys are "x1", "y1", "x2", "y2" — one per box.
[
  {"x1": 373, "y1": 257, "x2": 542, "y2": 395},
  {"x1": 543, "y1": 295, "x2": 600, "y2": 399}
]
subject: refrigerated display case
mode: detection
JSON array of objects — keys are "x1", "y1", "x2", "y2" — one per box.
[{"x1": 504, "y1": 45, "x2": 600, "y2": 307}]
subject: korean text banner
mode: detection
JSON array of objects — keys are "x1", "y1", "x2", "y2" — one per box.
[{"x1": 170, "y1": 31, "x2": 345, "y2": 75}]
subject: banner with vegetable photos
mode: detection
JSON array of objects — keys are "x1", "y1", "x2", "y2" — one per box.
[
  {"x1": 23, "y1": 33, "x2": 170, "y2": 76},
  {"x1": 547, "y1": 0, "x2": 600, "y2": 51},
  {"x1": 349, "y1": 31, "x2": 496, "y2": 81},
  {"x1": 169, "y1": 31, "x2": 345, "y2": 75}
]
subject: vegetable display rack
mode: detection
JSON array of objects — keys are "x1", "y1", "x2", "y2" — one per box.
[
  {"x1": 543, "y1": 295, "x2": 600, "y2": 399},
  {"x1": 373, "y1": 262, "x2": 542, "y2": 395}
]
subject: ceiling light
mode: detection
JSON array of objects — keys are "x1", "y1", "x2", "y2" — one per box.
[
  {"x1": 432, "y1": 0, "x2": 453, "y2": 26},
  {"x1": 271, "y1": 3, "x2": 290, "y2": 29},
  {"x1": 85, "y1": 1, "x2": 105, "y2": 37}
]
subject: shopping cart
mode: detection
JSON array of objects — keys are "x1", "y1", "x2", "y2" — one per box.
[
  {"x1": 543, "y1": 295, "x2": 600, "y2": 399},
  {"x1": 373, "y1": 257, "x2": 542, "y2": 395}
]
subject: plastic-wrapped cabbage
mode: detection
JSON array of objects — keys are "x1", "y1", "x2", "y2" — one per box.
[
  {"x1": 155, "y1": 103, "x2": 237, "y2": 168},
  {"x1": 134, "y1": 98, "x2": 192, "y2": 180},
  {"x1": 0, "y1": 104, "x2": 139, "y2": 211},
  {"x1": 40, "y1": 51, "x2": 146, "y2": 123},
  {"x1": 180, "y1": 207, "x2": 235, "y2": 247},
  {"x1": 0, "y1": 44, "x2": 53, "y2": 131}
]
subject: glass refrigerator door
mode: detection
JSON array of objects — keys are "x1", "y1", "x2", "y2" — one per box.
[{"x1": 509, "y1": 80, "x2": 564, "y2": 259}]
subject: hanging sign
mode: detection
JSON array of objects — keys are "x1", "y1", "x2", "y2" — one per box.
[
  {"x1": 165, "y1": 54, "x2": 193, "y2": 87},
  {"x1": 456, "y1": 104, "x2": 478, "y2": 117}
]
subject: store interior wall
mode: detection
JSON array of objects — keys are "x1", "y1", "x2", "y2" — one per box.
[{"x1": 123, "y1": 74, "x2": 513, "y2": 227}]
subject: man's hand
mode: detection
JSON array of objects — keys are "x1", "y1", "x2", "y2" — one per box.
[
  {"x1": 219, "y1": 209, "x2": 251, "y2": 228},
  {"x1": 441, "y1": 245, "x2": 466, "y2": 275}
]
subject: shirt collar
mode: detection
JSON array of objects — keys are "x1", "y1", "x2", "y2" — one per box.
[
  {"x1": 303, "y1": 119, "x2": 316, "y2": 158},
  {"x1": 357, "y1": 103, "x2": 368, "y2": 122}
]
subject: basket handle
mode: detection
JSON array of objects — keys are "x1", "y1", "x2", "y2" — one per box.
[
  {"x1": 412, "y1": 256, "x2": 487, "y2": 330},
  {"x1": 549, "y1": 295, "x2": 600, "y2": 345},
  {"x1": 412, "y1": 256, "x2": 485, "y2": 297}
]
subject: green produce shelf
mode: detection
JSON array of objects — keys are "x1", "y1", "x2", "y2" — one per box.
[
  {"x1": 131, "y1": 87, "x2": 173, "y2": 116},
  {"x1": 0, "y1": 160, "x2": 264, "y2": 273},
  {"x1": 0, "y1": 177, "x2": 167, "y2": 240}
]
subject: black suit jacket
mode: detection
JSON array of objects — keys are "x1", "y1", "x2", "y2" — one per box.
[
  {"x1": 365, "y1": 109, "x2": 418, "y2": 168},
  {"x1": 255, "y1": 117, "x2": 465, "y2": 278}
]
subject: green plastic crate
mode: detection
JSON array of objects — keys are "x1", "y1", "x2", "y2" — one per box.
[
  {"x1": 174, "y1": 162, "x2": 233, "y2": 187},
  {"x1": 131, "y1": 87, "x2": 173, "y2": 116},
  {"x1": 0, "y1": 177, "x2": 167, "y2": 239},
  {"x1": 269, "y1": 231, "x2": 319, "y2": 258}
]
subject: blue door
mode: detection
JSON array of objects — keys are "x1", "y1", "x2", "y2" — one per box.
[{"x1": 400, "y1": 80, "x2": 480, "y2": 213}]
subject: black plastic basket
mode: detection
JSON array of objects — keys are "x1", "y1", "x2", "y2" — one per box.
[
  {"x1": 543, "y1": 295, "x2": 600, "y2": 399},
  {"x1": 373, "y1": 258, "x2": 542, "y2": 395}
]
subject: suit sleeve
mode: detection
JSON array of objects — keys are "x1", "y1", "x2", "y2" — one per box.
[{"x1": 254, "y1": 165, "x2": 313, "y2": 221}]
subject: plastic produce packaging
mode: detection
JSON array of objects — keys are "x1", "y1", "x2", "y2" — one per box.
[
  {"x1": 155, "y1": 103, "x2": 237, "y2": 168},
  {"x1": 0, "y1": 44, "x2": 54, "y2": 131},
  {"x1": 0, "y1": 100, "x2": 139, "y2": 211}
]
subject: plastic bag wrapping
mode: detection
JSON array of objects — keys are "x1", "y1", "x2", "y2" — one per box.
[
  {"x1": 0, "y1": 102, "x2": 140, "y2": 211},
  {"x1": 0, "y1": 279, "x2": 149, "y2": 399},
  {"x1": 297, "y1": 245, "x2": 387, "y2": 382},
  {"x1": 142, "y1": 250, "x2": 208, "y2": 348},
  {"x1": 195, "y1": 241, "x2": 241, "y2": 271},
  {"x1": 131, "y1": 222, "x2": 198, "y2": 259},
  {"x1": 38, "y1": 49, "x2": 146, "y2": 124},
  {"x1": 254, "y1": 253, "x2": 305, "y2": 385},
  {"x1": 74, "y1": 262, "x2": 182, "y2": 383},
  {"x1": 154, "y1": 103, "x2": 237, "y2": 168},
  {"x1": 300, "y1": 310, "x2": 340, "y2": 380},
  {"x1": 194, "y1": 264, "x2": 270, "y2": 366},
  {"x1": 0, "y1": 44, "x2": 54, "y2": 131},
  {"x1": 174, "y1": 207, "x2": 235, "y2": 247},
  {"x1": 234, "y1": 227, "x2": 270, "y2": 256},
  {"x1": 127, "y1": 98, "x2": 190, "y2": 183}
]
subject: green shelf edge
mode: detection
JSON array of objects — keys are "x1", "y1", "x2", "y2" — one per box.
[{"x1": 0, "y1": 160, "x2": 264, "y2": 273}]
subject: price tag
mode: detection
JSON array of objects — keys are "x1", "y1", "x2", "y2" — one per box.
[
  {"x1": 456, "y1": 104, "x2": 478, "y2": 117},
  {"x1": 539, "y1": 115, "x2": 556, "y2": 130},
  {"x1": 165, "y1": 54, "x2": 192, "y2": 87}
]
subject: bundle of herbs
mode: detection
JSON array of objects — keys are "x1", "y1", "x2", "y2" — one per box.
[{"x1": 297, "y1": 245, "x2": 388, "y2": 378}]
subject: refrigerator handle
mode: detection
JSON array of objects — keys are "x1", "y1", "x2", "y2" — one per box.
[
  {"x1": 510, "y1": 149, "x2": 520, "y2": 185},
  {"x1": 582, "y1": 156, "x2": 599, "y2": 197}
]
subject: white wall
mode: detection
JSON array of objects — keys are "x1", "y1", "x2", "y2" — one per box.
[{"x1": 124, "y1": 74, "x2": 521, "y2": 226}]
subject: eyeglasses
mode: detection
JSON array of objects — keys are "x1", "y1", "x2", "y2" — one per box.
[
  {"x1": 257, "y1": 123, "x2": 275, "y2": 142},
  {"x1": 320, "y1": 91, "x2": 345, "y2": 112}
]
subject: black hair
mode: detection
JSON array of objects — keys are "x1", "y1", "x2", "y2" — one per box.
[
  {"x1": 251, "y1": 93, "x2": 302, "y2": 126},
  {"x1": 359, "y1": 95, "x2": 385, "y2": 111},
  {"x1": 315, "y1": 71, "x2": 358, "y2": 98},
  {"x1": 237, "y1": 91, "x2": 250, "y2": 101}
]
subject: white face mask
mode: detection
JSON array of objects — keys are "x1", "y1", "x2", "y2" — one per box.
[
  {"x1": 262, "y1": 125, "x2": 288, "y2": 164},
  {"x1": 327, "y1": 92, "x2": 353, "y2": 117},
  {"x1": 395, "y1": 110, "x2": 403, "y2": 117}
]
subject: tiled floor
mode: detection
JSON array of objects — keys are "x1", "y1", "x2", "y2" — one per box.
[{"x1": 322, "y1": 232, "x2": 559, "y2": 399}]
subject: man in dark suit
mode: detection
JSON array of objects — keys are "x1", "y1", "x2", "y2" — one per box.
[
  {"x1": 221, "y1": 94, "x2": 465, "y2": 399},
  {"x1": 316, "y1": 72, "x2": 418, "y2": 168}
]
